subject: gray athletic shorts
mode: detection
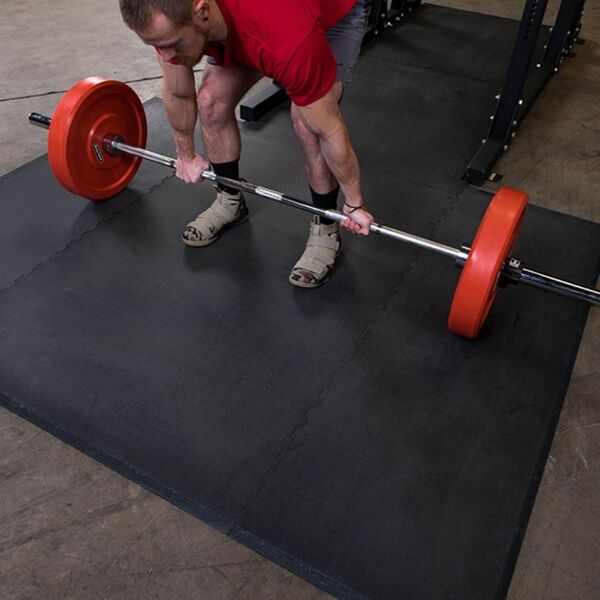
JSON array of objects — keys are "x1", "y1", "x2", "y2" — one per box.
[
  {"x1": 207, "y1": 0, "x2": 371, "y2": 86},
  {"x1": 328, "y1": 0, "x2": 371, "y2": 86}
]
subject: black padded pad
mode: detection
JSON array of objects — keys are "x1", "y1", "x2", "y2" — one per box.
[{"x1": 1, "y1": 5, "x2": 599, "y2": 600}]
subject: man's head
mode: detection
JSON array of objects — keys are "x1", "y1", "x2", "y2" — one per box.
[{"x1": 120, "y1": 0, "x2": 211, "y2": 67}]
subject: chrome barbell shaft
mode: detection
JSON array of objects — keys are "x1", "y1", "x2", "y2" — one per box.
[
  {"x1": 27, "y1": 112, "x2": 469, "y2": 262},
  {"x1": 111, "y1": 139, "x2": 469, "y2": 262},
  {"x1": 29, "y1": 112, "x2": 600, "y2": 305}
]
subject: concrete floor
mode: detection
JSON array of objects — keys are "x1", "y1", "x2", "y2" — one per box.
[{"x1": 1, "y1": 0, "x2": 598, "y2": 598}]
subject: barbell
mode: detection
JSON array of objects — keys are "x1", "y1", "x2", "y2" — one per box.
[{"x1": 28, "y1": 77, "x2": 599, "y2": 339}]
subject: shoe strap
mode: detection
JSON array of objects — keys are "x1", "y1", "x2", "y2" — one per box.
[
  {"x1": 186, "y1": 208, "x2": 224, "y2": 237},
  {"x1": 306, "y1": 232, "x2": 340, "y2": 252},
  {"x1": 186, "y1": 198, "x2": 241, "y2": 236},
  {"x1": 293, "y1": 253, "x2": 332, "y2": 276},
  {"x1": 212, "y1": 199, "x2": 243, "y2": 222},
  {"x1": 293, "y1": 234, "x2": 339, "y2": 276}
]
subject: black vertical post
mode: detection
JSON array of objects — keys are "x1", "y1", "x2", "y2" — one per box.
[
  {"x1": 544, "y1": 0, "x2": 586, "y2": 67},
  {"x1": 488, "y1": 0, "x2": 548, "y2": 143},
  {"x1": 465, "y1": 0, "x2": 586, "y2": 185},
  {"x1": 363, "y1": 0, "x2": 387, "y2": 43},
  {"x1": 465, "y1": 0, "x2": 549, "y2": 185}
]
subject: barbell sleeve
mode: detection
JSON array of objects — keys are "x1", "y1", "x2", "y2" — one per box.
[
  {"x1": 457, "y1": 243, "x2": 600, "y2": 307},
  {"x1": 503, "y1": 262, "x2": 600, "y2": 307}
]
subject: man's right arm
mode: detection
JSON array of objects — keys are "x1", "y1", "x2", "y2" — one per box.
[{"x1": 158, "y1": 55, "x2": 209, "y2": 182}]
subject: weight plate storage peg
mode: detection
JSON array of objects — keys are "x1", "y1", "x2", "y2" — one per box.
[
  {"x1": 447, "y1": 188, "x2": 528, "y2": 339},
  {"x1": 47, "y1": 77, "x2": 147, "y2": 200}
]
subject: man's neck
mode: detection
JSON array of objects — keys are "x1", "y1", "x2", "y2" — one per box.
[{"x1": 206, "y1": 0, "x2": 228, "y2": 44}]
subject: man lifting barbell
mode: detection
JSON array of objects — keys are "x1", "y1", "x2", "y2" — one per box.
[{"x1": 119, "y1": 0, "x2": 375, "y2": 288}]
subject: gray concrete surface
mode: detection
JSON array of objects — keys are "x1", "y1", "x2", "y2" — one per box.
[{"x1": 1, "y1": 1, "x2": 598, "y2": 598}]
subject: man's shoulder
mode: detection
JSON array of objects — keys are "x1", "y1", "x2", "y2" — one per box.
[{"x1": 222, "y1": 0, "x2": 355, "y2": 34}]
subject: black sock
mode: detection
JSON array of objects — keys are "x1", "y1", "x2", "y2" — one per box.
[
  {"x1": 310, "y1": 185, "x2": 339, "y2": 225},
  {"x1": 211, "y1": 159, "x2": 240, "y2": 195}
]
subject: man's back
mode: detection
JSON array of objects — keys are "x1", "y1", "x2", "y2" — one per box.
[{"x1": 204, "y1": 0, "x2": 355, "y2": 105}]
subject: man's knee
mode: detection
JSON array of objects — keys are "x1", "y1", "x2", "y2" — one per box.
[
  {"x1": 290, "y1": 105, "x2": 315, "y2": 146},
  {"x1": 197, "y1": 81, "x2": 234, "y2": 125},
  {"x1": 290, "y1": 103, "x2": 303, "y2": 130}
]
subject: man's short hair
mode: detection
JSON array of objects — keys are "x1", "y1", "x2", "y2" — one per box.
[{"x1": 120, "y1": 0, "x2": 194, "y2": 31}]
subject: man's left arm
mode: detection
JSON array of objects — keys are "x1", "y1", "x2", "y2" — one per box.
[{"x1": 295, "y1": 88, "x2": 373, "y2": 235}]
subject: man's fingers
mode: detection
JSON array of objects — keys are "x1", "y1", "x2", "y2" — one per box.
[
  {"x1": 343, "y1": 217, "x2": 370, "y2": 235},
  {"x1": 341, "y1": 220, "x2": 358, "y2": 232},
  {"x1": 174, "y1": 155, "x2": 209, "y2": 184}
]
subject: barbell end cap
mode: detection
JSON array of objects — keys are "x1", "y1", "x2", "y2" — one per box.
[{"x1": 28, "y1": 112, "x2": 52, "y2": 129}]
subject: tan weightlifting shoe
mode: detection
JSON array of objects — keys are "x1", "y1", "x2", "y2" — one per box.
[
  {"x1": 182, "y1": 188, "x2": 248, "y2": 247},
  {"x1": 289, "y1": 216, "x2": 342, "y2": 288}
]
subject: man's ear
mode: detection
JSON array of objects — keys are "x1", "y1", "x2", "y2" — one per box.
[{"x1": 191, "y1": 0, "x2": 210, "y2": 24}]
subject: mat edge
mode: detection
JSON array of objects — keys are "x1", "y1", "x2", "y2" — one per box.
[{"x1": 0, "y1": 392, "x2": 369, "y2": 600}]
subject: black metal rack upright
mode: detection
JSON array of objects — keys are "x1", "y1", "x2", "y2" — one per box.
[{"x1": 465, "y1": 0, "x2": 586, "y2": 185}]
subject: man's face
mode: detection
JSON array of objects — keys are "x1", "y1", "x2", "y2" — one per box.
[{"x1": 138, "y1": 11, "x2": 206, "y2": 67}]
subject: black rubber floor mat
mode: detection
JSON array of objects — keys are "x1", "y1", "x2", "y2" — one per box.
[{"x1": 2, "y1": 6, "x2": 598, "y2": 599}]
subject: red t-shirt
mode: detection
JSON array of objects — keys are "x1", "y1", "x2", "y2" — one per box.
[{"x1": 205, "y1": 0, "x2": 355, "y2": 106}]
